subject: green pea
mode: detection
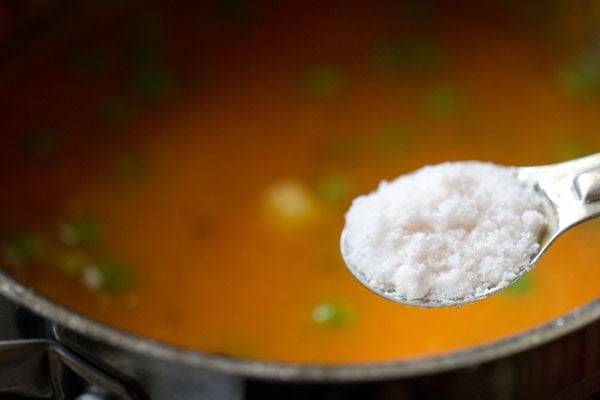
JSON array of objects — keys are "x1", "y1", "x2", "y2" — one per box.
[
  {"x1": 22, "y1": 130, "x2": 58, "y2": 158},
  {"x1": 127, "y1": 19, "x2": 175, "y2": 103},
  {"x1": 58, "y1": 217, "x2": 104, "y2": 247},
  {"x1": 1, "y1": 233, "x2": 43, "y2": 266},
  {"x1": 373, "y1": 40, "x2": 439, "y2": 72},
  {"x1": 131, "y1": 62, "x2": 174, "y2": 102},
  {"x1": 554, "y1": 140, "x2": 591, "y2": 161},
  {"x1": 72, "y1": 48, "x2": 107, "y2": 76},
  {"x1": 129, "y1": 11, "x2": 164, "y2": 61},
  {"x1": 316, "y1": 174, "x2": 352, "y2": 202},
  {"x1": 503, "y1": 273, "x2": 532, "y2": 295},
  {"x1": 99, "y1": 100, "x2": 131, "y2": 129},
  {"x1": 320, "y1": 136, "x2": 362, "y2": 161},
  {"x1": 225, "y1": 343, "x2": 255, "y2": 359},
  {"x1": 214, "y1": 0, "x2": 253, "y2": 25},
  {"x1": 84, "y1": 260, "x2": 135, "y2": 292},
  {"x1": 377, "y1": 126, "x2": 412, "y2": 154},
  {"x1": 130, "y1": 34, "x2": 161, "y2": 64},
  {"x1": 112, "y1": 154, "x2": 149, "y2": 184},
  {"x1": 424, "y1": 87, "x2": 462, "y2": 117},
  {"x1": 404, "y1": 2, "x2": 435, "y2": 26},
  {"x1": 55, "y1": 250, "x2": 88, "y2": 275},
  {"x1": 312, "y1": 302, "x2": 353, "y2": 328},
  {"x1": 302, "y1": 66, "x2": 344, "y2": 98},
  {"x1": 560, "y1": 61, "x2": 600, "y2": 98}
]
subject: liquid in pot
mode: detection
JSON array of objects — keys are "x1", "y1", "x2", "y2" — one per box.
[{"x1": 1, "y1": 0, "x2": 600, "y2": 363}]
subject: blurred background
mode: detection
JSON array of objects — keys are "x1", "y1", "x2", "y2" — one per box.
[{"x1": 0, "y1": 0, "x2": 599, "y2": 365}]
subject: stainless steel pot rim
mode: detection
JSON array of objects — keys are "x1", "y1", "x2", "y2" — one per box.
[{"x1": 1, "y1": 268, "x2": 598, "y2": 382}]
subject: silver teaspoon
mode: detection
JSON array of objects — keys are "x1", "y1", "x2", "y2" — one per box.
[{"x1": 341, "y1": 153, "x2": 600, "y2": 308}]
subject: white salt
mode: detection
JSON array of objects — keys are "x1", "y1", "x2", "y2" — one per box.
[{"x1": 343, "y1": 161, "x2": 547, "y2": 303}]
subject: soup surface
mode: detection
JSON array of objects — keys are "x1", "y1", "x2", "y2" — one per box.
[{"x1": 1, "y1": 1, "x2": 600, "y2": 364}]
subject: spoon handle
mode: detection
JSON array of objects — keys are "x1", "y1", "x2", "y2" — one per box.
[
  {"x1": 574, "y1": 165, "x2": 600, "y2": 205},
  {"x1": 519, "y1": 152, "x2": 600, "y2": 233},
  {"x1": 562, "y1": 153, "x2": 600, "y2": 224}
]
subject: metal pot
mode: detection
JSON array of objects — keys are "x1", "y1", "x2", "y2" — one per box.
[
  {"x1": 1, "y1": 2, "x2": 600, "y2": 399},
  {"x1": 0, "y1": 268, "x2": 599, "y2": 399}
]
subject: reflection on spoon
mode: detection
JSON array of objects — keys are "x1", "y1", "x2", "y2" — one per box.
[{"x1": 340, "y1": 153, "x2": 600, "y2": 308}]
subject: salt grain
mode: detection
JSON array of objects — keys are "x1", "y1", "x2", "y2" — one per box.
[{"x1": 343, "y1": 161, "x2": 547, "y2": 303}]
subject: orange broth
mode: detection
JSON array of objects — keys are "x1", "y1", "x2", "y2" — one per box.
[{"x1": 1, "y1": 1, "x2": 600, "y2": 364}]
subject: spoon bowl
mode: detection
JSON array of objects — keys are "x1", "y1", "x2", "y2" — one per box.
[{"x1": 341, "y1": 153, "x2": 600, "y2": 308}]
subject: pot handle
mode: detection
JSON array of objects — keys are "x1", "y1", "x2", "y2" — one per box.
[{"x1": 0, "y1": 338, "x2": 146, "y2": 399}]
